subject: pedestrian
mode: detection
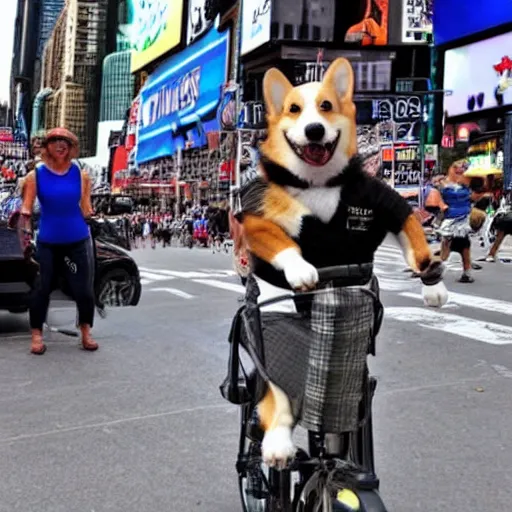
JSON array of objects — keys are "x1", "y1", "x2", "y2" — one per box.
[
  {"x1": 485, "y1": 210, "x2": 512, "y2": 261},
  {"x1": 229, "y1": 208, "x2": 250, "y2": 288},
  {"x1": 20, "y1": 128, "x2": 98, "y2": 354},
  {"x1": 438, "y1": 159, "x2": 475, "y2": 283}
]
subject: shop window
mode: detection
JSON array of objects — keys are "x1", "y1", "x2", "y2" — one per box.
[
  {"x1": 284, "y1": 24, "x2": 294, "y2": 39},
  {"x1": 271, "y1": 22, "x2": 279, "y2": 39},
  {"x1": 312, "y1": 26, "x2": 321, "y2": 41}
]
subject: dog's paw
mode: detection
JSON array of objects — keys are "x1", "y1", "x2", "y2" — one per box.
[
  {"x1": 422, "y1": 281, "x2": 448, "y2": 307},
  {"x1": 284, "y1": 259, "x2": 318, "y2": 290},
  {"x1": 261, "y1": 426, "x2": 296, "y2": 469},
  {"x1": 273, "y1": 248, "x2": 318, "y2": 290}
]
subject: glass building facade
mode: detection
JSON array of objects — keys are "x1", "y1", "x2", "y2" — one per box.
[
  {"x1": 99, "y1": 51, "x2": 134, "y2": 122},
  {"x1": 37, "y1": 0, "x2": 65, "y2": 58}
]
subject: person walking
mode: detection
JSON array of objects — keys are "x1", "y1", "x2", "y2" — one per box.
[
  {"x1": 21, "y1": 128, "x2": 98, "y2": 355},
  {"x1": 438, "y1": 159, "x2": 474, "y2": 283}
]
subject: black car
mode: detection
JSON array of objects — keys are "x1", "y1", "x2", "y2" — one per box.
[{"x1": 0, "y1": 214, "x2": 141, "y2": 314}]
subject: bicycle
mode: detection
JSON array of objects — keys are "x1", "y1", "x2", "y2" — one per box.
[{"x1": 221, "y1": 264, "x2": 388, "y2": 511}]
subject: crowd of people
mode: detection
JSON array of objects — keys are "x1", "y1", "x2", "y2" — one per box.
[{"x1": 123, "y1": 204, "x2": 232, "y2": 250}]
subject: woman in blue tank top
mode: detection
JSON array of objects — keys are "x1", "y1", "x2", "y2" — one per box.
[
  {"x1": 438, "y1": 160, "x2": 475, "y2": 283},
  {"x1": 21, "y1": 128, "x2": 98, "y2": 355}
]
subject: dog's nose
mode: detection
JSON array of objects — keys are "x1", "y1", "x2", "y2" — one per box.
[{"x1": 304, "y1": 123, "x2": 325, "y2": 142}]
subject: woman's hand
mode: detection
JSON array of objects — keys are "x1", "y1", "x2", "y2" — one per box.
[{"x1": 80, "y1": 171, "x2": 94, "y2": 218}]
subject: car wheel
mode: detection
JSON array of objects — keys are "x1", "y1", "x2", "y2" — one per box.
[{"x1": 96, "y1": 267, "x2": 139, "y2": 307}]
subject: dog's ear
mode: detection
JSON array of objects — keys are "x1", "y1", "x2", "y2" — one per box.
[
  {"x1": 322, "y1": 58, "x2": 354, "y2": 102},
  {"x1": 263, "y1": 68, "x2": 293, "y2": 117}
]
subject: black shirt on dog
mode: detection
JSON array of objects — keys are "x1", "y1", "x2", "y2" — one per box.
[{"x1": 240, "y1": 156, "x2": 412, "y2": 289}]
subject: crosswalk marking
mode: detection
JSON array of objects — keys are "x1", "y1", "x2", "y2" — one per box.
[
  {"x1": 199, "y1": 269, "x2": 237, "y2": 276},
  {"x1": 401, "y1": 291, "x2": 512, "y2": 316},
  {"x1": 376, "y1": 246, "x2": 403, "y2": 256},
  {"x1": 139, "y1": 268, "x2": 216, "y2": 278},
  {"x1": 192, "y1": 279, "x2": 246, "y2": 293},
  {"x1": 385, "y1": 307, "x2": 512, "y2": 345},
  {"x1": 136, "y1": 261, "x2": 512, "y2": 345},
  {"x1": 140, "y1": 271, "x2": 174, "y2": 281},
  {"x1": 149, "y1": 287, "x2": 195, "y2": 299}
]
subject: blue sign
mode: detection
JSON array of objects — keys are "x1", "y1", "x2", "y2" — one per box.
[
  {"x1": 434, "y1": 0, "x2": 512, "y2": 46},
  {"x1": 137, "y1": 25, "x2": 230, "y2": 164}
]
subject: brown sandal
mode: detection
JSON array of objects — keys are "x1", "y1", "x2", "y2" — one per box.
[
  {"x1": 82, "y1": 338, "x2": 99, "y2": 351},
  {"x1": 30, "y1": 337, "x2": 47, "y2": 355}
]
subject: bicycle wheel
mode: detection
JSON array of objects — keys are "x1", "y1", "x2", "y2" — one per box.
[
  {"x1": 354, "y1": 489, "x2": 388, "y2": 511},
  {"x1": 238, "y1": 406, "x2": 268, "y2": 512},
  {"x1": 297, "y1": 475, "x2": 388, "y2": 512}
]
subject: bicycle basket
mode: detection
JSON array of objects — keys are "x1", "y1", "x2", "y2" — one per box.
[{"x1": 230, "y1": 275, "x2": 382, "y2": 434}]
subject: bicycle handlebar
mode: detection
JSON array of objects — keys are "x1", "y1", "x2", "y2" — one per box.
[
  {"x1": 256, "y1": 263, "x2": 374, "y2": 309},
  {"x1": 317, "y1": 263, "x2": 373, "y2": 283}
]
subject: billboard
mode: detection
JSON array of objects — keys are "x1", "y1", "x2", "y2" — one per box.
[
  {"x1": 434, "y1": 0, "x2": 512, "y2": 46},
  {"x1": 0, "y1": 127, "x2": 14, "y2": 143},
  {"x1": 345, "y1": 0, "x2": 389, "y2": 45},
  {"x1": 126, "y1": 0, "x2": 184, "y2": 73},
  {"x1": 137, "y1": 25, "x2": 230, "y2": 164},
  {"x1": 401, "y1": 0, "x2": 432, "y2": 43},
  {"x1": 241, "y1": 0, "x2": 272, "y2": 56},
  {"x1": 443, "y1": 32, "x2": 512, "y2": 118},
  {"x1": 187, "y1": 0, "x2": 237, "y2": 45}
]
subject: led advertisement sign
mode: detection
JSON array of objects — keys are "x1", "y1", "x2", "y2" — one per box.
[{"x1": 137, "y1": 25, "x2": 230, "y2": 164}]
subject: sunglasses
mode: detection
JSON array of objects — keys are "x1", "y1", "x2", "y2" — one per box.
[{"x1": 46, "y1": 137, "x2": 72, "y2": 146}]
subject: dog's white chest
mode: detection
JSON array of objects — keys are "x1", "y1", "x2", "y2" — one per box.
[{"x1": 288, "y1": 186, "x2": 341, "y2": 223}]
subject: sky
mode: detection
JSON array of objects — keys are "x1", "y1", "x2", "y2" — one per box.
[{"x1": 0, "y1": 0, "x2": 17, "y2": 104}]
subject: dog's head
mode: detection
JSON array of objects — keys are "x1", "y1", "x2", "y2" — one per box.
[{"x1": 260, "y1": 58, "x2": 356, "y2": 186}]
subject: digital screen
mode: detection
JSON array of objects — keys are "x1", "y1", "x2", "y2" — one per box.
[{"x1": 443, "y1": 32, "x2": 512, "y2": 117}]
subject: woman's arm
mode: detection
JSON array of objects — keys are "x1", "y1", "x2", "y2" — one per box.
[
  {"x1": 80, "y1": 171, "x2": 94, "y2": 218},
  {"x1": 20, "y1": 171, "x2": 36, "y2": 216}
]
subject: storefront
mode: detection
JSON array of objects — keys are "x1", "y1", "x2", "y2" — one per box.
[{"x1": 130, "y1": 23, "x2": 235, "y2": 204}]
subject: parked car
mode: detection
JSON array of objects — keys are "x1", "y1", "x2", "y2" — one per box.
[{"x1": 0, "y1": 208, "x2": 141, "y2": 314}]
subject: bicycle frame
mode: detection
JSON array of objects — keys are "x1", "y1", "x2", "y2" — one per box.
[
  {"x1": 237, "y1": 373, "x2": 381, "y2": 511},
  {"x1": 235, "y1": 269, "x2": 384, "y2": 511}
]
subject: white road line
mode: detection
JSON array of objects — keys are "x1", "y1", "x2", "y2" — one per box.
[
  {"x1": 140, "y1": 271, "x2": 173, "y2": 281},
  {"x1": 149, "y1": 287, "x2": 195, "y2": 299},
  {"x1": 199, "y1": 268, "x2": 237, "y2": 276},
  {"x1": 139, "y1": 268, "x2": 227, "y2": 279},
  {"x1": 192, "y1": 279, "x2": 246, "y2": 293},
  {"x1": 385, "y1": 307, "x2": 512, "y2": 344},
  {"x1": 377, "y1": 246, "x2": 403, "y2": 256},
  {"x1": 401, "y1": 291, "x2": 512, "y2": 317},
  {"x1": 374, "y1": 256, "x2": 405, "y2": 265}
]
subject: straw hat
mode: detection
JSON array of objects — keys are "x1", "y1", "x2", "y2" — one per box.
[{"x1": 42, "y1": 128, "x2": 79, "y2": 158}]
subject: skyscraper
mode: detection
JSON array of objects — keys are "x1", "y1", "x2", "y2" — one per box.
[
  {"x1": 100, "y1": 51, "x2": 134, "y2": 123},
  {"x1": 10, "y1": 0, "x2": 38, "y2": 141},
  {"x1": 40, "y1": 0, "x2": 109, "y2": 157},
  {"x1": 33, "y1": 0, "x2": 65, "y2": 93}
]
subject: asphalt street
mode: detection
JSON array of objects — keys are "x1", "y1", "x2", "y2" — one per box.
[{"x1": 1, "y1": 237, "x2": 512, "y2": 512}]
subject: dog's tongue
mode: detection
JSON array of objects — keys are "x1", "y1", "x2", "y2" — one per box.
[{"x1": 303, "y1": 144, "x2": 330, "y2": 166}]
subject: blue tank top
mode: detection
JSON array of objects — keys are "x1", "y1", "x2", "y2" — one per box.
[
  {"x1": 36, "y1": 163, "x2": 90, "y2": 244},
  {"x1": 441, "y1": 183, "x2": 472, "y2": 219}
]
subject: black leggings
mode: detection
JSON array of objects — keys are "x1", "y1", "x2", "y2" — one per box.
[{"x1": 30, "y1": 238, "x2": 95, "y2": 330}]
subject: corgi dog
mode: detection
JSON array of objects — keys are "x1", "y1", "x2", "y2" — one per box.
[{"x1": 239, "y1": 57, "x2": 448, "y2": 468}]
